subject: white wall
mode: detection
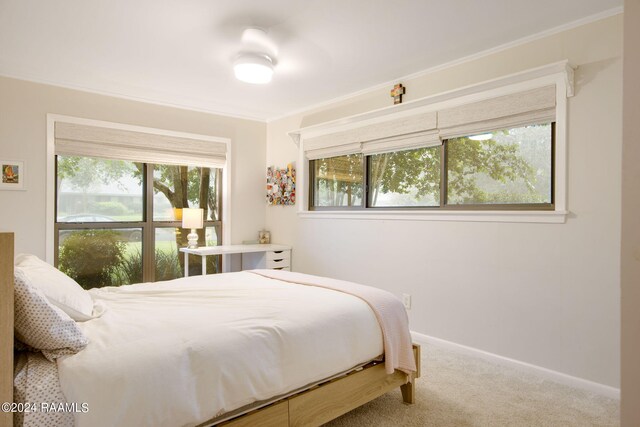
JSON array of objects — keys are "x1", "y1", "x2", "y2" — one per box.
[
  {"x1": 621, "y1": 0, "x2": 640, "y2": 424},
  {"x1": 266, "y1": 15, "x2": 622, "y2": 387},
  {"x1": 0, "y1": 77, "x2": 267, "y2": 257}
]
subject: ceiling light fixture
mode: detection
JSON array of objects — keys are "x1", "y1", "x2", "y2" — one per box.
[
  {"x1": 234, "y1": 53, "x2": 274, "y2": 84},
  {"x1": 233, "y1": 28, "x2": 277, "y2": 85}
]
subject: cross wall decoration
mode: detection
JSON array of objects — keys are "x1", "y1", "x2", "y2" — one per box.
[{"x1": 390, "y1": 83, "x2": 405, "y2": 104}]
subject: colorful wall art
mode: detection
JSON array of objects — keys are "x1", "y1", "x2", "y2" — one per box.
[
  {"x1": 266, "y1": 163, "x2": 295, "y2": 206},
  {"x1": 0, "y1": 160, "x2": 25, "y2": 190}
]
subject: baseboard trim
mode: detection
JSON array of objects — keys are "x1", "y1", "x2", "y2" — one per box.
[{"x1": 411, "y1": 331, "x2": 620, "y2": 400}]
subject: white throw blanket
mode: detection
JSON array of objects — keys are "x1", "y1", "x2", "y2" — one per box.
[{"x1": 250, "y1": 270, "x2": 417, "y2": 375}]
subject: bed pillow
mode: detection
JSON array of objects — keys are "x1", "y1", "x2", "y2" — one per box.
[
  {"x1": 14, "y1": 270, "x2": 88, "y2": 361},
  {"x1": 15, "y1": 253, "x2": 97, "y2": 321}
]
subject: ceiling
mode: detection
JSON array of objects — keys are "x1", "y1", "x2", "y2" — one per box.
[{"x1": 0, "y1": 0, "x2": 622, "y2": 121}]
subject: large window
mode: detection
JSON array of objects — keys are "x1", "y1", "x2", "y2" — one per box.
[
  {"x1": 310, "y1": 123, "x2": 554, "y2": 210},
  {"x1": 55, "y1": 156, "x2": 222, "y2": 288}
]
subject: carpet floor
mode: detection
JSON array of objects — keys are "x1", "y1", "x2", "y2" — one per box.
[{"x1": 325, "y1": 343, "x2": 619, "y2": 427}]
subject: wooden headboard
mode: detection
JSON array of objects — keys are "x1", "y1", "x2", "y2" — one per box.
[{"x1": 1, "y1": 232, "x2": 14, "y2": 427}]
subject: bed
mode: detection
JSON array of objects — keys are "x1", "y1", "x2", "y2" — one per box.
[{"x1": 0, "y1": 232, "x2": 420, "y2": 427}]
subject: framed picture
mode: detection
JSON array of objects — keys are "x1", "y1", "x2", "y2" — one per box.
[{"x1": 0, "y1": 160, "x2": 25, "y2": 191}]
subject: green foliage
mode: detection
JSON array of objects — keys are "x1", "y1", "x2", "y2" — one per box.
[
  {"x1": 446, "y1": 126, "x2": 550, "y2": 204},
  {"x1": 154, "y1": 249, "x2": 183, "y2": 282},
  {"x1": 57, "y1": 157, "x2": 222, "y2": 284},
  {"x1": 316, "y1": 124, "x2": 552, "y2": 206},
  {"x1": 111, "y1": 248, "x2": 143, "y2": 286},
  {"x1": 109, "y1": 247, "x2": 183, "y2": 286},
  {"x1": 152, "y1": 165, "x2": 218, "y2": 221},
  {"x1": 88, "y1": 200, "x2": 130, "y2": 216},
  {"x1": 58, "y1": 230, "x2": 125, "y2": 289},
  {"x1": 369, "y1": 146, "x2": 440, "y2": 205},
  {"x1": 109, "y1": 246, "x2": 220, "y2": 284},
  {"x1": 447, "y1": 137, "x2": 534, "y2": 203},
  {"x1": 57, "y1": 156, "x2": 137, "y2": 191}
]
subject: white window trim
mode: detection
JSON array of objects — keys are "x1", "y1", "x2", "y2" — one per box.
[
  {"x1": 289, "y1": 60, "x2": 574, "y2": 224},
  {"x1": 45, "y1": 114, "x2": 232, "y2": 267}
]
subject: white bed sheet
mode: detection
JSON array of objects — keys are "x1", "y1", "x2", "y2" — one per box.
[{"x1": 57, "y1": 271, "x2": 383, "y2": 427}]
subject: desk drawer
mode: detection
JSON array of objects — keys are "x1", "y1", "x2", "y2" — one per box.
[
  {"x1": 266, "y1": 258, "x2": 290, "y2": 269},
  {"x1": 267, "y1": 250, "x2": 290, "y2": 262}
]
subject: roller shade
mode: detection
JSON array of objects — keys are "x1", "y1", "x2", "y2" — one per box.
[
  {"x1": 55, "y1": 122, "x2": 227, "y2": 168},
  {"x1": 437, "y1": 85, "x2": 556, "y2": 139},
  {"x1": 305, "y1": 111, "x2": 437, "y2": 159}
]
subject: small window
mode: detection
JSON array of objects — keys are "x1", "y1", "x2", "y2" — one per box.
[
  {"x1": 368, "y1": 146, "x2": 441, "y2": 208},
  {"x1": 312, "y1": 154, "x2": 364, "y2": 208},
  {"x1": 446, "y1": 123, "x2": 553, "y2": 207},
  {"x1": 309, "y1": 122, "x2": 554, "y2": 211}
]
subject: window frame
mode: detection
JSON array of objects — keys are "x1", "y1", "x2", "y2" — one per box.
[
  {"x1": 293, "y1": 62, "x2": 573, "y2": 224},
  {"x1": 53, "y1": 159, "x2": 223, "y2": 283},
  {"x1": 308, "y1": 154, "x2": 367, "y2": 211},
  {"x1": 46, "y1": 114, "x2": 232, "y2": 270},
  {"x1": 441, "y1": 122, "x2": 555, "y2": 211},
  {"x1": 364, "y1": 145, "x2": 443, "y2": 210},
  {"x1": 309, "y1": 122, "x2": 555, "y2": 212}
]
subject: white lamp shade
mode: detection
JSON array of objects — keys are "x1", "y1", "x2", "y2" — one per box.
[
  {"x1": 182, "y1": 208, "x2": 204, "y2": 229},
  {"x1": 234, "y1": 54, "x2": 274, "y2": 84}
]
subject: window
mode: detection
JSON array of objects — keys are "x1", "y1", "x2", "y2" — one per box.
[
  {"x1": 446, "y1": 124, "x2": 553, "y2": 206},
  {"x1": 309, "y1": 123, "x2": 554, "y2": 210},
  {"x1": 312, "y1": 154, "x2": 364, "y2": 207},
  {"x1": 55, "y1": 155, "x2": 222, "y2": 288},
  {"x1": 368, "y1": 146, "x2": 441, "y2": 208}
]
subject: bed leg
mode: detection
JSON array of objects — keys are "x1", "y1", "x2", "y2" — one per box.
[
  {"x1": 400, "y1": 380, "x2": 415, "y2": 404},
  {"x1": 401, "y1": 344, "x2": 420, "y2": 404}
]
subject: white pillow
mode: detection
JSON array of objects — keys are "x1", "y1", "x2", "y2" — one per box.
[{"x1": 15, "y1": 254, "x2": 99, "y2": 322}]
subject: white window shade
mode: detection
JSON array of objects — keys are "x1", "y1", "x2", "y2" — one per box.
[
  {"x1": 304, "y1": 111, "x2": 437, "y2": 159},
  {"x1": 303, "y1": 86, "x2": 556, "y2": 160},
  {"x1": 55, "y1": 122, "x2": 227, "y2": 168},
  {"x1": 361, "y1": 130, "x2": 441, "y2": 155},
  {"x1": 437, "y1": 85, "x2": 556, "y2": 139},
  {"x1": 305, "y1": 142, "x2": 361, "y2": 160}
]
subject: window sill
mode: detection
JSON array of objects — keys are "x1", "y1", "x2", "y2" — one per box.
[{"x1": 298, "y1": 209, "x2": 568, "y2": 224}]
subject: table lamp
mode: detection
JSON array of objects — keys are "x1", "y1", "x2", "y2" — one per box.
[{"x1": 182, "y1": 208, "x2": 203, "y2": 249}]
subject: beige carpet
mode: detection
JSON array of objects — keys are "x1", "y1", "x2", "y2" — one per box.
[{"x1": 325, "y1": 343, "x2": 619, "y2": 427}]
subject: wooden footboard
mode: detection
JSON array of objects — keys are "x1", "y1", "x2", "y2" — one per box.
[
  {"x1": 215, "y1": 345, "x2": 421, "y2": 427},
  {"x1": 1, "y1": 232, "x2": 14, "y2": 427}
]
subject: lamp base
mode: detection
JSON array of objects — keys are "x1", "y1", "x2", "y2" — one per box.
[{"x1": 187, "y1": 229, "x2": 199, "y2": 249}]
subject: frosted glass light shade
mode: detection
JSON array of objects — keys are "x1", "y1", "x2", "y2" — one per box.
[
  {"x1": 234, "y1": 54, "x2": 274, "y2": 84},
  {"x1": 182, "y1": 208, "x2": 203, "y2": 229}
]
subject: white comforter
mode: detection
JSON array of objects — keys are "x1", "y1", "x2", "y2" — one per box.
[{"x1": 57, "y1": 271, "x2": 383, "y2": 427}]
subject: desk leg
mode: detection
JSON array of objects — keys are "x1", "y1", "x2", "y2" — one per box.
[
  {"x1": 184, "y1": 253, "x2": 189, "y2": 277},
  {"x1": 202, "y1": 255, "x2": 207, "y2": 276}
]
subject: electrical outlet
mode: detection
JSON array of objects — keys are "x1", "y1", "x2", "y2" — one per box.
[{"x1": 402, "y1": 293, "x2": 411, "y2": 310}]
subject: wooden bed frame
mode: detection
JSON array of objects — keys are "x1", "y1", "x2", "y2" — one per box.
[{"x1": 0, "y1": 231, "x2": 420, "y2": 427}]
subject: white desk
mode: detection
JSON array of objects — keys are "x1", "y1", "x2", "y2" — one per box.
[{"x1": 179, "y1": 244, "x2": 292, "y2": 277}]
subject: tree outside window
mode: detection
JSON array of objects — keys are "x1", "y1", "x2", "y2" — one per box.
[{"x1": 56, "y1": 156, "x2": 222, "y2": 288}]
